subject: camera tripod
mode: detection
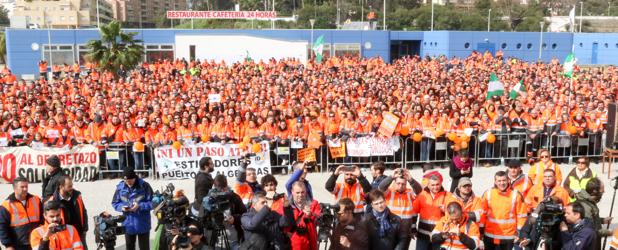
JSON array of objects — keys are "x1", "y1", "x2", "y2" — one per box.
[{"x1": 208, "y1": 226, "x2": 230, "y2": 250}]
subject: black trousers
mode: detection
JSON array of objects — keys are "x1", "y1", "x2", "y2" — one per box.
[
  {"x1": 126, "y1": 232, "x2": 150, "y2": 250},
  {"x1": 483, "y1": 237, "x2": 515, "y2": 250}
]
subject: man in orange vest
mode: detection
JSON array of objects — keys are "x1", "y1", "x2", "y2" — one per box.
[
  {"x1": 0, "y1": 177, "x2": 43, "y2": 250},
  {"x1": 377, "y1": 168, "x2": 422, "y2": 249},
  {"x1": 411, "y1": 171, "x2": 457, "y2": 250},
  {"x1": 48, "y1": 176, "x2": 88, "y2": 249},
  {"x1": 325, "y1": 165, "x2": 371, "y2": 217},
  {"x1": 507, "y1": 160, "x2": 533, "y2": 198},
  {"x1": 452, "y1": 177, "x2": 484, "y2": 233},
  {"x1": 480, "y1": 171, "x2": 527, "y2": 250},
  {"x1": 234, "y1": 167, "x2": 262, "y2": 207},
  {"x1": 38, "y1": 60, "x2": 48, "y2": 78},
  {"x1": 430, "y1": 202, "x2": 480, "y2": 250},
  {"x1": 30, "y1": 200, "x2": 84, "y2": 250},
  {"x1": 524, "y1": 169, "x2": 570, "y2": 212}
]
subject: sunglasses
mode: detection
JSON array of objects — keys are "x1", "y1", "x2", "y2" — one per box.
[{"x1": 540, "y1": 155, "x2": 549, "y2": 158}]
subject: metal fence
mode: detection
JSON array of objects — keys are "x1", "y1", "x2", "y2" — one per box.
[{"x1": 91, "y1": 131, "x2": 606, "y2": 179}]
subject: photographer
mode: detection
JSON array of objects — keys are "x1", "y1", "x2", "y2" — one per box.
[
  {"x1": 261, "y1": 174, "x2": 285, "y2": 211},
  {"x1": 574, "y1": 177, "x2": 613, "y2": 250},
  {"x1": 192, "y1": 157, "x2": 214, "y2": 217},
  {"x1": 240, "y1": 191, "x2": 294, "y2": 249},
  {"x1": 30, "y1": 201, "x2": 83, "y2": 250},
  {"x1": 518, "y1": 196, "x2": 564, "y2": 250},
  {"x1": 560, "y1": 202, "x2": 595, "y2": 250},
  {"x1": 329, "y1": 198, "x2": 368, "y2": 250},
  {"x1": 48, "y1": 176, "x2": 88, "y2": 249},
  {"x1": 204, "y1": 174, "x2": 246, "y2": 250},
  {"x1": 285, "y1": 162, "x2": 314, "y2": 200},
  {"x1": 111, "y1": 168, "x2": 153, "y2": 250},
  {"x1": 431, "y1": 202, "x2": 480, "y2": 250},
  {"x1": 283, "y1": 181, "x2": 321, "y2": 250},
  {"x1": 325, "y1": 165, "x2": 371, "y2": 216},
  {"x1": 170, "y1": 225, "x2": 208, "y2": 250}
]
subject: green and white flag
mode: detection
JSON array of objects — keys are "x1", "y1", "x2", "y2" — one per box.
[
  {"x1": 509, "y1": 79, "x2": 526, "y2": 99},
  {"x1": 486, "y1": 73, "x2": 505, "y2": 100},
  {"x1": 563, "y1": 53, "x2": 576, "y2": 78},
  {"x1": 245, "y1": 50, "x2": 252, "y2": 62},
  {"x1": 312, "y1": 35, "x2": 325, "y2": 64}
]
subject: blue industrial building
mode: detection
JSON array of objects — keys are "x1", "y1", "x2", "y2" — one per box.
[{"x1": 4, "y1": 28, "x2": 618, "y2": 78}]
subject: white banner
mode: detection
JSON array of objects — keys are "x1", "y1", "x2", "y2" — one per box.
[
  {"x1": 346, "y1": 136, "x2": 401, "y2": 157},
  {"x1": 0, "y1": 145, "x2": 100, "y2": 183},
  {"x1": 154, "y1": 142, "x2": 271, "y2": 180}
]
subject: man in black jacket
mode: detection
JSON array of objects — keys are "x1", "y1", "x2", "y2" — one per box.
[
  {"x1": 49, "y1": 176, "x2": 89, "y2": 249},
  {"x1": 240, "y1": 191, "x2": 294, "y2": 250},
  {"x1": 42, "y1": 155, "x2": 67, "y2": 201},
  {"x1": 192, "y1": 157, "x2": 214, "y2": 217},
  {"x1": 203, "y1": 174, "x2": 247, "y2": 249},
  {"x1": 330, "y1": 198, "x2": 368, "y2": 250},
  {"x1": 363, "y1": 190, "x2": 406, "y2": 250},
  {"x1": 560, "y1": 202, "x2": 596, "y2": 250}
]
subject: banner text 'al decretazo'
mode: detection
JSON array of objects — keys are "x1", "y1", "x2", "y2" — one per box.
[
  {"x1": 154, "y1": 142, "x2": 272, "y2": 180},
  {"x1": 0, "y1": 145, "x2": 100, "y2": 183}
]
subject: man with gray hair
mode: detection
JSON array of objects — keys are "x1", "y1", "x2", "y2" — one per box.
[{"x1": 240, "y1": 191, "x2": 294, "y2": 249}]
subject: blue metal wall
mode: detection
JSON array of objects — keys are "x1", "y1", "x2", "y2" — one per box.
[{"x1": 5, "y1": 28, "x2": 618, "y2": 77}]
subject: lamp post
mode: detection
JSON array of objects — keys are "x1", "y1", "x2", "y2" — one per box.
[
  {"x1": 609, "y1": 1, "x2": 612, "y2": 16},
  {"x1": 579, "y1": 2, "x2": 583, "y2": 32},
  {"x1": 310, "y1": 19, "x2": 315, "y2": 59},
  {"x1": 487, "y1": 8, "x2": 491, "y2": 32},
  {"x1": 430, "y1": 0, "x2": 434, "y2": 31},
  {"x1": 539, "y1": 21, "x2": 544, "y2": 61},
  {"x1": 382, "y1": 0, "x2": 386, "y2": 30},
  {"x1": 96, "y1": 0, "x2": 100, "y2": 27},
  {"x1": 47, "y1": 20, "x2": 53, "y2": 81}
]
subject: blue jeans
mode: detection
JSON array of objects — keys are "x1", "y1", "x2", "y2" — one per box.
[
  {"x1": 421, "y1": 138, "x2": 434, "y2": 162},
  {"x1": 416, "y1": 236, "x2": 440, "y2": 250},
  {"x1": 133, "y1": 152, "x2": 144, "y2": 170},
  {"x1": 107, "y1": 150, "x2": 126, "y2": 172}
]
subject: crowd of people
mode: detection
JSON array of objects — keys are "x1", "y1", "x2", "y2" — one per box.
[
  {"x1": 0, "y1": 52, "x2": 616, "y2": 171},
  {"x1": 2, "y1": 151, "x2": 618, "y2": 250}
]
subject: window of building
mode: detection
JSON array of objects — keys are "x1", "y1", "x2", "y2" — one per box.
[
  {"x1": 145, "y1": 44, "x2": 174, "y2": 63},
  {"x1": 334, "y1": 43, "x2": 361, "y2": 57},
  {"x1": 78, "y1": 45, "x2": 91, "y2": 65},
  {"x1": 516, "y1": 43, "x2": 522, "y2": 49},
  {"x1": 527, "y1": 43, "x2": 532, "y2": 49},
  {"x1": 60, "y1": 16, "x2": 65, "y2": 21},
  {"x1": 42, "y1": 45, "x2": 75, "y2": 65},
  {"x1": 552, "y1": 43, "x2": 557, "y2": 49},
  {"x1": 307, "y1": 44, "x2": 331, "y2": 60},
  {"x1": 501, "y1": 43, "x2": 507, "y2": 49},
  {"x1": 542, "y1": 43, "x2": 546, "y2": 49},
  {"x1": 464, "y1": 42, "x2": 470, "y2": 49}
]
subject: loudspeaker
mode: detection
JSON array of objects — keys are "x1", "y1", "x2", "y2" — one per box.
[{"x1": 607, "y1": 103, "x2": 618, "y2": 149}]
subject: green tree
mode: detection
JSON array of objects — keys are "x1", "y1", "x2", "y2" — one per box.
[
  {"x1": 85, "y1": 21, "x2": 144, "y2": 75},
  {"x1": 0, "y1": 32, "x2": 5, "y2": 64},
  {"x1": 0, "y1": 6, "x2": 8, "y2": 25}
]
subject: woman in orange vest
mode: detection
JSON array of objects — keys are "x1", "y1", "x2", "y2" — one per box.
[
  {"x1": 123, "y1": 121, "x2": 146, "y2": 170},
  {"x1": 53, "y1": 128, "x2": 73, "y2": 148},
  {"x1": 44, "y1": 118, "x2": 62, "y2": 146}
]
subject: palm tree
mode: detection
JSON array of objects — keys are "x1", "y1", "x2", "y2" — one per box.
[
  {"x1": 86, "y1": 21, "x2": 144, "y2": 75},
  {"x1": 0, "y1": 32, "x2": 6, "y2": 64}
]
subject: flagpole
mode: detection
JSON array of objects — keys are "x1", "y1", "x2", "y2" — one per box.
[{"x1": 569, "y1": 6, "x2": 575, "y2": 114}]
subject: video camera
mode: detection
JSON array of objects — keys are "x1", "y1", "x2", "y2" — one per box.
[
  {"x1": 153, "y1": 183, "x2": 190, "y2": 225},
  {"x1": 201, "y1": 189, "x2": 231, "y2": 226},
  {"x1": 317, "y1": 203, "x2": 340, "y2": 243},
  {"x1": 536, "y1": 197, "x2": 565, "y2": 228},
  {"x1": 94, "y1": 213, "x2": 125, "y2": 250}
]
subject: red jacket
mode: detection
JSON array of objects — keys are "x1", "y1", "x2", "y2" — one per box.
[{"x1": 279, "y1": 199, "x2": 322, "y2": 250}]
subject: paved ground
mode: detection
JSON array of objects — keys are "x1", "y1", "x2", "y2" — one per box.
[{"x1": 1, "y1": 163, "x2": 617, "y2": 249}]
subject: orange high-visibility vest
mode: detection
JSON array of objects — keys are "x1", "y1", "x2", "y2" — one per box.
[
  {"x1": 431, "y1": 215, "x2": 481, "y2": 250},
  {"x1": 453, "y1": 194, "x2": 484, "y2": 226},
  {"x1": 1, "y1": 195, "x2": 42, "y2": 228},
  {"x1": 332, "y1": 182, "x2": 365, "y2": 213},
  {"x1": 234, "y1": 182, "x2": 254, "y2": 206},
  {"x1": 30, "y1": 224, "x2": 84, "y2": 250},
  {"x1": 528, "y1": 161, "x2": 563, "y2": 186},
  {"x1": 480, "y1": 188, "x2": 527, "y2": 243},
  {"x1": 412, "y1": 189, "x2": 457, "y2": 237},
  {"x1": 524, "y1": 184, "x2": 570, "y2": 211},
  {"x1": 384, "y1": 189, "x2": 417, "y2": 219},
  {"x1": 510, "y1": 174, "x2": 533, "y2": 199}
]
